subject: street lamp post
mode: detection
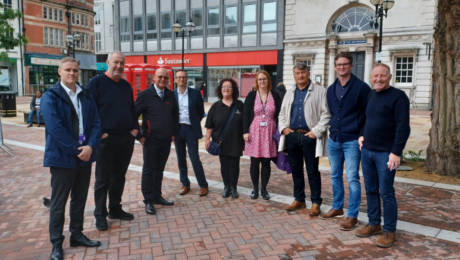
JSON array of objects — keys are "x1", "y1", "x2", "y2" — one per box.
[
  {"x1": 172, "y1": 18, "x2": 195, "y2": 69},
  {"x1": 369, "y1": 0, "x2": 395, "y2": 63},
  {"x1": 66, "y1": 31, "x2": 81, "y2": 58}
]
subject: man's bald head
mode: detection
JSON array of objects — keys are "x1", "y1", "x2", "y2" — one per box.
[{"x1": 154, "y1": 68, "x2": 170, "y2": 90}]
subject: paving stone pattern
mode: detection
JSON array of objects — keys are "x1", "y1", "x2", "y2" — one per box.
[{"x1": 2, "y1": 121, "x2": 460, "y2": 259}]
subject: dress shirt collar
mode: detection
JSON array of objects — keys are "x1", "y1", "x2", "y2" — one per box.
[
  {"x1": 154, "y1": 84, "x2": 165, "y2": 96},
  {"x1": 177, "y1": 87, "x2": 188, "y2": 96},
  {"x1": 60, "y1": 82, "x2": 82, "y2": 96}
]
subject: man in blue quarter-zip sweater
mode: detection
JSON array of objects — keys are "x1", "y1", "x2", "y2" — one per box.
[
  {"x1": 41, "y1": 57, "x2": 102, "y2": 260},
  {"x1": 355, "y1": 63, "x2": 410, "y2": 248},
  {"x1": 321, "y1": 53, "x2": 371, "y2": 232}
]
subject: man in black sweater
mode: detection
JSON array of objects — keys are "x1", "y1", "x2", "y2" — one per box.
[
  {"x1": 136, "y1": 68, "x2": 179, "y2": 215},
  {"x1": 355, "y1": 63, "x2": 410, "y2": 248},
  {"x1": 87, "y1": 51, "x2": 140, "y2": 231}
]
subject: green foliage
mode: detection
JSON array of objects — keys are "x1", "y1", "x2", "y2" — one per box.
[
  {"x1": 403, "y1": 150, "x2": 426, "y2": 162},
  {"x1": 0, "y1": 3, "x2": 28, "y2": 67}
]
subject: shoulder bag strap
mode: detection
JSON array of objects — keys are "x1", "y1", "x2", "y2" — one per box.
[{"x1": 219, "y1": 104, "x2": 237, "y2": 144}]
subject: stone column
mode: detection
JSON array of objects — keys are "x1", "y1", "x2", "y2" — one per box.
[
  {"x1": 364, "y1": 31, "x2": 377, "y2": 86},
  {"x1": 327, "y1": 33, "x2": 338, "y2": 86}
]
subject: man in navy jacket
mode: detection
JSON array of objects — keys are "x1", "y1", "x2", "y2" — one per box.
[
  {"x1": 173, "y1": 69, "x2": 208, "y2": 196},
  {"x1": 41, "y1": 57, "x2": 102, "y2": 260},
  {"x1": 321, "y1": 53, "x2": 371, "y2": 231}
]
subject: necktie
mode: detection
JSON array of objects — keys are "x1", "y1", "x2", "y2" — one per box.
[{"x1": 159, "y1": 91, "x2": 164, "y2": 100}]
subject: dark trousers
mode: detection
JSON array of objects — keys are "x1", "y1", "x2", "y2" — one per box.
[
  {"x1": 141, "y1": 138, "x2": 171, "y2": 204},
  {"x1": 285, "y1": 132, "x2": 322, "y2": 205},
  {"x1": 174, "y1": 125, "x2": 208, "y2": 188},
  {"x1": 94, "y1": 133, "x2": 135, "y2": 219},
  {"x1": 49, "y1": 164, "x2": 92, "y2": 245},
  {"x1": 250, "y1": 157, "x2": 271, "y2": 190},
  {"x1": 218, "y1": 155, "x2": 240, "y2": 187}
]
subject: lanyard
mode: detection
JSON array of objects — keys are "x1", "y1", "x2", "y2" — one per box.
[{"x1": 258, "y1": 91, "x2": 269, "y2": 119}]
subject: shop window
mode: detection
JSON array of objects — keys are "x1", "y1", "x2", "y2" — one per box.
[
  {"x1": 94, "y1": 6, "x2": 101, "y2": 25},
  {"x1": 191, "y1": 9, "x2": 203, "y2": 37},
  {"x1": 207, "y1": 67, "x2": 259, "y2": 100},
  {"x1": 331, "y1": 7, "x2": 373, "y2": 33},
  {"x1": 120, "y1": 17, "x2": 130, "y2": 41},
  {"x1": 395, "y1": 57, "x2": 414, "y2": 84},
  {"x1": 3, "y1": 0, "x2": 12, "y2": 9},
  {"x1": 262, "y1": 1, "x2": 276, "y2": 32},
  {"x1": 147, "y1": 14, "x2": 157, "y2": 39},
  {"x1": 243, "y1": 3, "x2": 256, "y2": 33},
  {"x1": 95, "y1": 32, "x2": 101, "y2": 52},
  {"x1": 207, "y1": 8, "x2": 220, "y2": 35},
  {"x1": 59, "y1": 10, "x2": 63, "y2": 22},
  {"x1": 161, "y1": 13, "x2": 172, "y2": 39},
  {"x1": 43, "y1": 7, "x2": 47, "y2": 19},
  {"x1": 133, "y1": 16, "x2": 143, "y2": 40},
  {"x1": 224, "y1": 6, "x2": 237, "y2": 35}
]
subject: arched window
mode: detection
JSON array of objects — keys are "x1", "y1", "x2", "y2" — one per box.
[{"x1": 331, "y1": 7, "x2": 374, "y2": 33}]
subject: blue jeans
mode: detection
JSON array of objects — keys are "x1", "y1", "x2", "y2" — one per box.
[
  {"x1": 29, "y1": 109, "x2": 41, "y2": 124},
  {"x1": 328, "y1": 138, "x2": 361, "y2": 218},
  {"x1": 174, "y1": 124, "x2": 208, "y2": 188},
  {"x1": 361, "y1": 147, "x2": 397, "y2": 232}
]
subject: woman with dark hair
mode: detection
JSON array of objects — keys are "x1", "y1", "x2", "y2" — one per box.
[
  {"x1": 205, "y1": 78, "x2": 244, "y2": 198},
  {"x1": 243, "y1": 70, "x2": 281, "y2": 200},
  {"x1": 28, "y1": 90, "x2": 43, "y2": 127}
]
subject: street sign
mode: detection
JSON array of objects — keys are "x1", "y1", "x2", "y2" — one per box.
[
  {"x1": 376, "y1": 52, "x2": 382, "y2": 61},
  {"x1": 337, "y1": 40, "x2": 367, "y2": 45}
]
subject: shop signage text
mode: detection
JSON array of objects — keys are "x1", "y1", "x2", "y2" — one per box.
[
  {"x1": 157, "y1": 57, "x2": 191, "y2": 65},
  {"x1": 337, "y1": 40, "x2": 367, "y2": 45},
  {"x1": 31, "y1": 57, "x2": 61, "y2": 66}
]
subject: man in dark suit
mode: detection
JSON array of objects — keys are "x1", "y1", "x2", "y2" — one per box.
[
  {"x1": 136, "y1": 68, "x2": 179, "y2": 215},
  {"x1": 41, "y1": 57, "x2": 102, "y2": 260},
  {"x1": 173, "y1": 69, "x2": 208, "y2": 196}
]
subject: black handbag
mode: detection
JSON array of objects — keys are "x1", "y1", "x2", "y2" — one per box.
[{"x1": 207, "y1": 105, "x2": 237, "y2": 156}]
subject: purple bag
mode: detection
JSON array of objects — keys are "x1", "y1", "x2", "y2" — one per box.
[{"x1": 273, "y1": 128, "x2": 292, "y2": 174}]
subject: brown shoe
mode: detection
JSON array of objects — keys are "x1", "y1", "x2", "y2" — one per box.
[
  {"x1": 286, "y1": 200, "x2": 306, "y2": 211},
  {"x1": 340, "y1": 217, "x2": 359, "y2": 231},
  {"x1": 309, "y1": 204, "x2": 321, "y2": 216},
  {"x1": 179, "y1": 186, "x2": 190, "y2": 195},
  {"x1": 37, "y1": 124, "x2": 41, "y2": 127},
  {"x1": 200, "y1": 187, "x2": 208, "y2": 196},
  {"x1": 320, "y1": 209, "x2": 344, "y2": 219},
  {"x1": 355, "y1": 224, "x2": 382, "y2": 238},
  {"x1": 376, "y1": 231, "x2": 396, "y2": 248},
  {"x1": 27, "y1": 124, "x2": 33, "y2": 128}
]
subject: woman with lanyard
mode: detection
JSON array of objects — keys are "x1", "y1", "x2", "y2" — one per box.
[{"x1": 243, "y1": 70, "x2": 281, "y2": 200}]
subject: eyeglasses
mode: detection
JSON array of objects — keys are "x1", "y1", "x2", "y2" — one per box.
[
  {"x1": 175, "y1": 76, "x2": 187, "y2": 79},
  {"x1": 258, "y1": 78, "x2": 268, "y2": 81},
  {"x1": 156, "y1": 75, "x2": 169, "y2": 80},
  {"x1": 336, "y1": 63, "x2": 351, "y2": 68}
]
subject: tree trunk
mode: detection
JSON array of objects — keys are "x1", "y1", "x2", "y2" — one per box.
[{"x1": 427, "y1": 0, "x2": 460, "y2": 177}]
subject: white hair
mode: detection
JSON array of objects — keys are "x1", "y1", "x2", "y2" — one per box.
[{"x1": 107, "y1": 50, "x2": 125, "y2": 61}]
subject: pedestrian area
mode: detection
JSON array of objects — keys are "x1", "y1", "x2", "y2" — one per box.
[{"x1": 2, "y1": 120, "x2": 460, "y2": 260}]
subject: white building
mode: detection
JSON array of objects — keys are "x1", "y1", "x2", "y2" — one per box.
[
  {"x1": 283, "y1": 0, "x2": 436, "y2": 109},
  {"x1": 0, "y1": 0, "x2": 25, "y2": 95},
  {"x1": 94, "y1": 0, "x2": 115, "y2": 68}
]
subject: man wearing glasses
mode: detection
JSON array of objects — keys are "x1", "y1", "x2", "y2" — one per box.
[
  {"x1": 320, "y1": 53, "x2": 371, "y2": 231},
  {"x1": 136, "y1": 68, "x2": 179, "y2": 215},
  {"x1": 173, "y1": 69, "x2": 208, "y2": 196}
]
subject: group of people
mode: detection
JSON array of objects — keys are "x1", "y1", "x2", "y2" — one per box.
[{"x1": 39, "y1": 50, "x2": 409, "y2": 260}]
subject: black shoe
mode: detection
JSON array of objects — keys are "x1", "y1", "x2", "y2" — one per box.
[
  {"x1": 222, "y1": 186, "x2": 230, "y2": 198},
  {"x1": 108, "y1": 209, "x2": 134, "y2": 220},
  {"x1": 261, "y1": 190, "x2": 270, "y2": 200},
  {"x1": 50, "y1": 244, "x2": 63, "y2": 260},
  {"x1": 69, "y1": 235, "x2": 101, "y2": 248},
  {"x1": 145, "y1": 204, "x2": 156, "y2": 215},
  {"x1": 230, "y1": 186, "x2": 239, "y2": 199},
  {"x1": 43, "y1": 197, "x2": 50, "y2": 209},
  {"x1": 153, "y1": 197, "x2": 174, "y2": 206},
  {"x1": 250, "y1": 190, "x2": 259, "y2": 199},
  {"x1": 95, "y1": 218, "x2": 108, "y2": 231}
]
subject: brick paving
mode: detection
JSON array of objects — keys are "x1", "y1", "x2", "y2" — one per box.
[{"x1": 1, "y1": 122, "x2": 460, "y2": 259}]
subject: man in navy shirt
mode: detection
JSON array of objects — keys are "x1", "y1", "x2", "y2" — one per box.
[
  {"x1": 321, "y1": 53, "x2": 371, "y2": 232},
  {"x1": 355, "y1": 63, "x2": 410, "y2": 248},
  {"x1": 278, "y1": 62, "x2": 330, "y2": 215}
]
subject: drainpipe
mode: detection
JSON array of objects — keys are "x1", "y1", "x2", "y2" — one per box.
[{"x1": 19, "y1": 0, "x2": 25, "y2": 95}]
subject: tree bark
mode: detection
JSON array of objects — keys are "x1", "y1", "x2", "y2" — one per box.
[{"x1": 427, "y1": 0, "x2": 460, "y2": 177}]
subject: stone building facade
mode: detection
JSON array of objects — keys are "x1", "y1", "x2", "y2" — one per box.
[{"x1": 283, "y1": 0, "x2": 437, "y2": 109}]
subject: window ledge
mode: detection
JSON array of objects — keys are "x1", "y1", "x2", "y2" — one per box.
[{"x1": 389, "y1": 49, "x2": 419, "y2": 61}]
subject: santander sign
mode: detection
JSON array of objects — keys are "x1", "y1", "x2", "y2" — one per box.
[{"x1": 157, "y1": 56, "x2": 191, "y2": 65}]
